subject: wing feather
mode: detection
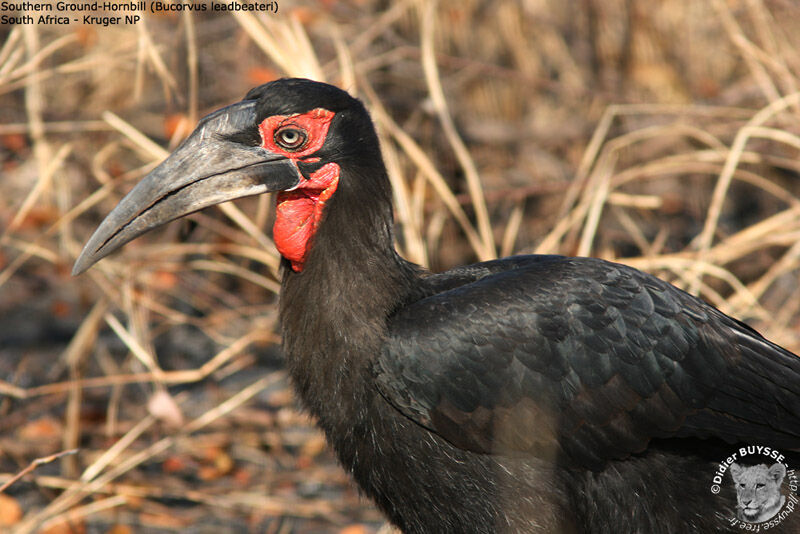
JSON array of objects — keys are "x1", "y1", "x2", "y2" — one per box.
[{"x1": 375, "y1": 256, "x2": 800, "y2": 469}]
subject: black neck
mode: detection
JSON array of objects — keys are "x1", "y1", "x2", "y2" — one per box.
[{"x1": 278, "y1": 165, "x2": 419, "y2": 431}]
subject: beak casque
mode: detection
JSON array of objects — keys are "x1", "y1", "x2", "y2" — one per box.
[{"x1": 73, "y1": 100, "x2": 300, "y2": 275}]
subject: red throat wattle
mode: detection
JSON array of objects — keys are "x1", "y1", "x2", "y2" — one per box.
[
  {"x1": 257, "y1": 107, "x2": 338, "y2": 272},
  {"x1": 273, "y1": 162, "x2": 339, "y2": 272}
]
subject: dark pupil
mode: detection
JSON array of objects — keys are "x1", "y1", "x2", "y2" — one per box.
[{"x1": 279, "y1": 129, "x2": 303, "y2": 148}]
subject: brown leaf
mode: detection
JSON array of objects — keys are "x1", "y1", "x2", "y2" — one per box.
[
  {"x1": 213, "y1": 450, "x2": 234, "y2": 475},
  {"x1": 197, "y1": 465, "x2": 221, "y2": 481},
  {"x1": 289, "y1": 7, "x2": 318, "y2": 25},
  {"x1": 247, "y1": 67, "x2": 280, "y2": 86},
  {"x1": 149, "y1": 270, "x2": 179, "y2": 290},
  {"x1": 162, "y1": 455, "x2": 187, "y2": 474},
  {"x1": 163, "y1": 114, "x2": 191, "y2": 140},
  {"x1": 147, "y1": 390, "x2": 184, "y2": 427},
  {"x1": 41, "y1": 519, "x2": 86, "y2": 534},
  {"x1": 338, "y1": 525, "x2": 369, "y2": 534},
  {"x1": 0, "y1": 134, "x2": 26, "y2": 152},
  {"x1": 16, "y1": 206, "x2": 60, "y2": 231},
  {"x1": 300, "y1": 433, "x2": 328, "y2": 458},
  {"x1": 198, "y1": 446, "x2": 234, "y2": 479},
  {"x1": 233, "y1": 468, "x2": 251, "y2": 486},
  {"x1": 18, "y1": 417, "x2": 63, "y2": 441},
  {"x1": 51, "y1": 300, "x2": 71, "y2": 318},
  {"x1": 0, "y1": 494, "x2": 22, "y2": 526},
  {"x1": 74, "y1": 26, "x2": 97, "y2": 48},
  {"x1": 139, "y1": 512, "x2": 190, "y2": 529}
]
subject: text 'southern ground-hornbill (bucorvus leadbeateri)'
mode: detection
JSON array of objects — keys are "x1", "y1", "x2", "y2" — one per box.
[{"x1": 73, "y1": 79, "x2": 800, "y2": 533}]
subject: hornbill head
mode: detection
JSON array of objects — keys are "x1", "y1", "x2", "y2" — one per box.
[{"x1": 73, "y1": 78, "x2": 385, "y2": 275}]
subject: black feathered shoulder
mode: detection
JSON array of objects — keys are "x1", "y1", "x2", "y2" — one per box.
[{"x1": 375, "y1": 256, "x2": 800, "y2": 469}]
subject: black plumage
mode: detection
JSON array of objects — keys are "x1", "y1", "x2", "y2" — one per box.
[{"x1": 74, "y1": 79, "x2": 800, "y2": 533}]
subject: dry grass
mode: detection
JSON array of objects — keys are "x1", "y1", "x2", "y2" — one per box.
[{"x1": 1, "y1": 0, "x2": 800, "y2": 531}]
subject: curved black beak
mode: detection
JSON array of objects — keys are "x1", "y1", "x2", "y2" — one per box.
[{"x1": 73, "y1": 100, "x2": 299, "y2": 275}]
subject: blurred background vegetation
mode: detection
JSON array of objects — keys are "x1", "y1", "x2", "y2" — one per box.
[{"x1": 1, "y1": 0, "x2": 799, "y2": 532}]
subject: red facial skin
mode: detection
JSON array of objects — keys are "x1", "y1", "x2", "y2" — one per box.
[
  {"x1": 259, "y1": 108, "x2": 339, "y2": 272},
  {"x1": 273, "y1": 162, "x2": 339, "y2": 272}
]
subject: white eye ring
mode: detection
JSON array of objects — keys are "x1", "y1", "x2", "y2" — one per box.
[{"x1": 274, "y1": 127, "x2": 307, "y2": 151}]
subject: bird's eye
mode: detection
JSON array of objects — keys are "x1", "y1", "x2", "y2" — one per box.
[{"x1": 274, "y1": 127, "x2": 308, "y2": 151}]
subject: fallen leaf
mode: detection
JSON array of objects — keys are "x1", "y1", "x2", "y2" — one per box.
[
  {"x1": 74, "y1": 26, "x2": 97, "y2": 48},
  {"x1": 202, "y1": 445, "x2": 224, "y2": 462},
  {"x1": 16, "y1": 206, "x2": 60, "y2": 230},
  {"x1": 139, "y1": 512, "x2": 191, "y2": 529},
  {"x1": 51, "y1": 300, "x2": 71, "y2": 318},
  {"x1": 300, "y1": 433, "x2": 328, "y2": 457},
  {"x1": 162, "y1": 455, "x2": 186, "y2": 473},
  {"x1": 247, "y1": 67, "x2": 279, "y2": 86},
  {"x1": 18, "y1": 417, "x2": 63, "y2": 440},
  {"x1": 147, "y1": 390, "x2": 184, "y2": 427},
  {"x1": 233, "y1": 467, "x2": 251, "y2": 486},
  {"x1": 289, "y1": 7, "x2": 317, "y2": 25},
  {"x1": 1, "y1": 134, "x2": 26, "y2": 152},
  {"x1": 338, "y1": 525, "x2": 369, "y2": 534},
  {"x1": 198, "y1": 446, "x2": 234, "y2": 478},
  {"x1": 0, "y1": 494, "x2": 22, "y2": 526},
  {"x1": 214, "y1": 450, "x2": 234, "y2": 475},
  {"x1": 149, "y1": 270, "x2": 178, "y2": 290},
  {"x1": 164, "y1": 114, "x2": 191, "y2": 140},
  {"x1": 41, "y1": 519, "x2": 86, "y2": 534},
  {"x1": 197, "y1": 465, "x2": 220, "y2": 481}
]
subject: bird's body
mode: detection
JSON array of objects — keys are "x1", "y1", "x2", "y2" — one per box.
[
  {"x1": 74, "y1": 79, "x2": 800, "y2": 533},
  {"x1": 282, "y1": 246, "x2": 800, "y2": 533}
]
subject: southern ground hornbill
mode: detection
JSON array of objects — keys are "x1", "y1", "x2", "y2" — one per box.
[{"x1": 74, "y1": 79, "x2": 800, "y2": 533}]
